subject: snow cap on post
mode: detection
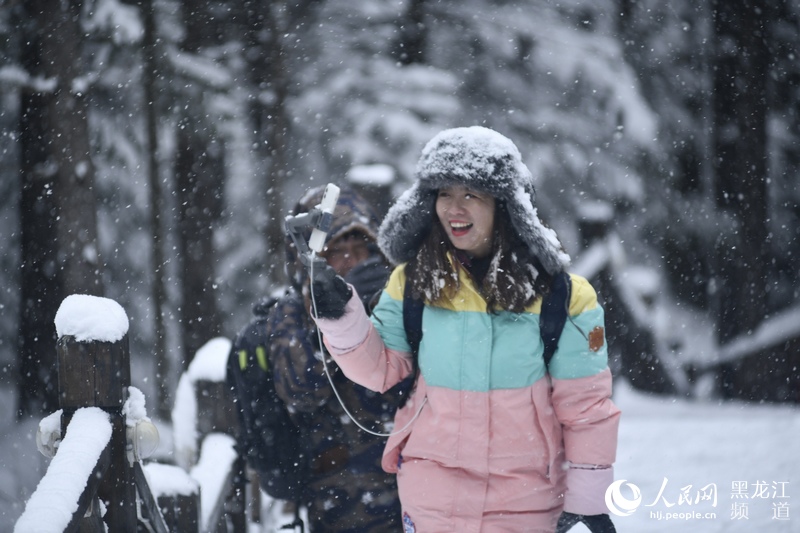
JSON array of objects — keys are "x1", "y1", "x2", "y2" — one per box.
[
  {"x1": 377, "y1": 126, "x2": 570, "y2": 274},
  {"x1": 54, "y1": 294, "x2": 129, "y2": 343},
  {"x1": 187, "y1": 337, "x2": 231, "y2": 383}
]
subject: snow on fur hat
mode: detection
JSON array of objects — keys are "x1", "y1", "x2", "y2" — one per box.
[{"x1": 378, "y1": 126, "x2": 570, "y2": 275}]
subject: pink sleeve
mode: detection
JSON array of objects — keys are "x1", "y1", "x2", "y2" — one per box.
[
  {"x1": 563, "y1": 466, "x2": 614, "y2": 515},
  {"x1": 551, "y1": 368, "x2": 620, "y2": 515},
  {"x1": 313, "y1": 290, "x2": 372, "y2": 353},
  {"x1": 313, "y1": 288, "x2": 413, "y2": 393},
  {"x1": 551, "y1": 368, "x2": 620, "y2": 466}
]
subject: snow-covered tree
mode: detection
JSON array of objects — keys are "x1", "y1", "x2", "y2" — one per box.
[{"x1": 1, "y1": 0, "x2": 798, "y2": 411}]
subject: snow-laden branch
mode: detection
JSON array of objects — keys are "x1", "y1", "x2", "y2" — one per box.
[
  {"x1": 713, "y1": 305, "x2": 800, "y2": 366},
  {"x1": 168, "y1": 48, "x2": 233, "y2": 90},
  {"x1": 572, "y1": 231, "x2": 800, "y2": 373}
]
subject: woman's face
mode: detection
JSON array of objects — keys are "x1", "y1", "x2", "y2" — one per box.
[{"x1": 436, "y1": 185, "x2": 496, "y2": 258}]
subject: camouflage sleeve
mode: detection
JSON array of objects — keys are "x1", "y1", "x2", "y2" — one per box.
[{"x1": 267, "y1": 293, "x2": 332, "y2": 413}]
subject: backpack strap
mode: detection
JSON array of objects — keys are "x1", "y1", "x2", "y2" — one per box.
[
  {"x1": 403, "y1": 277, "x2": 425, "y2": 356},
  {"x1": 540, "y1": 271, "x2": 572, "y2": 369},
  {"x1": 397, "y1": 277, "x2": 424, "y2": 408}
]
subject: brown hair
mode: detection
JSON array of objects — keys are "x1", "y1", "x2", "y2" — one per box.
[{"x1": 406, "y1": 202, "x2": 553, "y2": 313}]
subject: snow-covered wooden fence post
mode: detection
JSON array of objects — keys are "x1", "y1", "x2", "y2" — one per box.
[
  {"x1": 17, "y1": 295, "x2": 172, "y2": 533},
  {"x1": 193, "y1": 340, "x2": 245, "y2": 533},
  {"x1": 143, "y1": 464, "x2": 200, "y2": 533},
  {"x1": 172, "y1": 337, "x2": 245, "y2": 532},
  {"x1": 194, "y1": 378, "x2": 238, "y2": 440},
  {"x1": 56, "y1": 295, "x2": 137, "y2": 530},
  {"x1": 195, "y1": 376, "x2": 247, "y2": 532}
]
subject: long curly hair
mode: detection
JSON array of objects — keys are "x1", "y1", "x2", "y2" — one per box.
[{"x1": 405, "y1": 202, "x2": 553, "y2": 313}]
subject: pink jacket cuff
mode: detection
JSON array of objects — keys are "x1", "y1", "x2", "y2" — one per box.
[
  {"x1": 563, "y1": 465, "x2": 614, "y2": 515},
  {"x1": 312, "y1": 286, "x2": 370, "y2": 354}
]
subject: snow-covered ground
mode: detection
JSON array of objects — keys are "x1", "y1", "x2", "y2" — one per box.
[
  {"x1": 1, "y1": 378, "x2": 797, "y2": 532},
  {"x1": 611, "y1": 380, "x2": 798, "y2": 532}
]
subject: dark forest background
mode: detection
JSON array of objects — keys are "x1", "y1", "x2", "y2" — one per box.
[{"x1": 1, "y1": 0, "x2": 798, "y2": 422}]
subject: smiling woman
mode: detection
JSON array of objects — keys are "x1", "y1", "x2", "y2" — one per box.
[{"x1": 309, "y1": 126, "x2": 621, "y2": 533}]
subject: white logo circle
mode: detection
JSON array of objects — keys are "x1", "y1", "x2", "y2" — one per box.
[{"x1": 605, "y1": 479, "x2": 642, "y2": 517}]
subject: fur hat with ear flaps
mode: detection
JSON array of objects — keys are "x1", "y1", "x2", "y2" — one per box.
[{"x1": 377, "y1": 126, "x2": 570, "y2": 275}]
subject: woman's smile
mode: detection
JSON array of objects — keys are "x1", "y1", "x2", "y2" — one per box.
[{"x1": 449, "y1": 220, "x2": 473, "y2": 237}]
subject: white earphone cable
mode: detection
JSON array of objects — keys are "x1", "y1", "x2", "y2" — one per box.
[{"x1": 309, "y1": 254, "x2": 426, "y2": 438}]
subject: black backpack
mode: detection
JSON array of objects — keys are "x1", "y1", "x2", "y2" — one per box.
[
  {"x1": 226, "y1": 297, "x2": 310, "y2": 508},
  {"x1": 399, "y1": 271, "x2": 571, "y2": 405}
]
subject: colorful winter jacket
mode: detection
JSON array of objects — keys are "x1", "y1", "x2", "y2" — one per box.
[{"x1": 316, "y1": 263, "x2": 621, "y2": 515}]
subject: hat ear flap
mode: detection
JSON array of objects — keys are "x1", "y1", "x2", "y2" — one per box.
[{"x1": 378, "y1": 184, "x2": 436, "y2": 265}]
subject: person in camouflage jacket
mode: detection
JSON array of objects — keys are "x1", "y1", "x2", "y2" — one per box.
[{"x1": 266, "y1": 185, "x2": 402, "y2": 532}]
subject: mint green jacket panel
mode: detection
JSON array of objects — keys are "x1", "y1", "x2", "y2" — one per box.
[
  {"x1": 370, "y1": 276, "x2": 609, "y2": 389},
  {"x1": 418, "y1": 307, "x2": 546, "y2": 392},
  {"x1": 370, "y1": 290, "x2": 411, "y2": 353},
  {"x1": 548, "y1": 305, "x2": 608, "y2": 380}
]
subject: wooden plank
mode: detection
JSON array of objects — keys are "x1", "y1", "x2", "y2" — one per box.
[
  {"x1": 75, "y1": 498, "x2": 106, "y2": 533},
  {"x1": 158, "y1": 493, "x2": 200, "y2": 533},
  {"x1": 133, "y1": 462, "x2": 170, "y2": 533},
  {"x1": 98, "y1": 411, "x2": 138, "y2": 530},
  {"x1": 194, "y1": 380, "x2": 238, "y2": 439},
  {"x1": 93, "y1": 337, "x2": 130, "y2": 406},
  {"x1": 58, "y1": 336, "x2": 96, "y2": 407},
  {"x1": 58, "y1": 335, "x2": 131, "y2": 408},
  {"x1": 63, "y1": 441, "x2": 110, "y2": 533},
  {"x1": 203, "y1": 464, "x2": 234, "y2": 533},
  {"x1": 248, "y1": 471, "x2": 262, "y2": 524},
  {"x1": 227, "y1": 454, "x2": 247, "y2": 533}
]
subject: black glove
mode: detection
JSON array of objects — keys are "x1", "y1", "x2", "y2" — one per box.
[
  {"x1": 344, "y1": 255, "x2": 390, "y2": 312},
  {"x1": 556, "y1": 512, "x2": 616, "y2": 533},
  {"x1": 310, "y1": 262, "x2": 352, "y2": 319}
]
